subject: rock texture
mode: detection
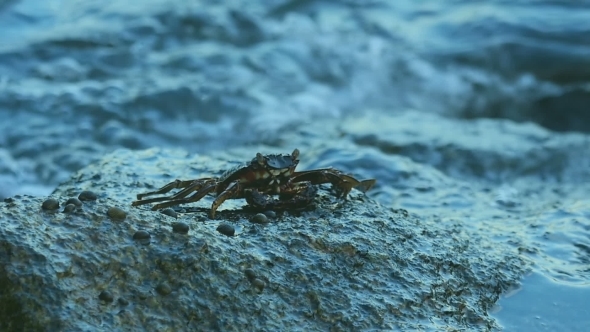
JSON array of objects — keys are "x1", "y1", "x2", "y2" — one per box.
[{"x1": 0, "y1": 149, "x2": 528, "y2": 331}]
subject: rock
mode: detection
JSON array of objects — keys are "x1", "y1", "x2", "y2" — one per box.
[
  {"x1": 216, "y1": 223, "x2": 235, "y2": 237},
  {"x1": 41, "y1": 198, "x2": 60, "y2": 211},
  {"x1": 0, "y1": 149, "x2": 530, "y2": 331},
  {"x1": 161, "y1": 208, "x2": 178, "y2": 218},
  {"x1": 155, "y1": 283, "x2": 172, "y2": 296},
  {"x1": 98, "y1": 290, "x2": 114, "y2": 303},
  {"x1": 132, "y1": 230, "x2": 151, "y2": 245},
  {"x1": 249, "y1": 213, "x2": 269, "y2": 224},
  {"x1": 78, "y1": 191, "x2": 97, "y2": 201},
  {"x1": 250, "y1": 278, "x2": 265, "y2": 292},
  {"x1": 262, "y1": 210, "x2": 276, "y2": 219},
  {"x1": 107, "y1": 206, "x2": 127, "y2": 220},
  {"x1": 171, "y1": 222, "x2": 189, "y2": 234},
  {"x1": 65, "y1": 198, "x2": 83, "y2": 207},
  {"x1": 244, "y1": 268, "x2": 256, "y2": 282},
  {"x1": 62, "y1": 203, "x2": 76, "y2": 213}
]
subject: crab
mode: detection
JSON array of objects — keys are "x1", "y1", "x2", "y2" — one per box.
[{"x1": 131, "y1": 149, "x2": 376, "y2": 218}]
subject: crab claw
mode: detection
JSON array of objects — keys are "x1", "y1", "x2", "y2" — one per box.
[
  {"x1": 256, "y1": 153, "x2": 265, "y2": 165},
  {"x1": 355, "y1": 179, "x2": 376, "y2": 193}
]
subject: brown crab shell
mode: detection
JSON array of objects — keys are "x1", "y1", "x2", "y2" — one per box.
[{"x1": 217, "y1": 152, "x2": 299, "y2": 190}]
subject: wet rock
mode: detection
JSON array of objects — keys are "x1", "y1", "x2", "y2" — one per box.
[
  {"x1": 41, "y1": 198, "x2": 60, "y2": 210},
  {"x1": 250, "y1": 213, "x2": 269, "y2": 224},
  {"x1": 171, "y1": 222, "x2": 189, "y2": 234},
  {"x1": 1, "y1": 149, "x2": 532, "y2": 331},
  {"x1": 65, "y1": 198, "x2": 83, "y2": 207},
  {"x1": 107, "y1": 206, "x2": 127, "y2": 220},
  {"x1": 244, "y1": 267, "x2": 265, "y2": 292},
  {"x1": 62, "y1": 203, "x2": 76, "y2": 213},
  {"x1": 161, "y1": 208, "x2": 178, "y2": 218},
  {"x1": 251, "y1": 278, "x2": 265, "y2": 292},
  {"x1": 118, "y1": 297, "x2": 129, "y2": 306},
  {"x1": 98, "y1": 290, "x2": 114, "y2": 303},
  {"x1": 244, "y1": 268, "x2": 256, "y2": 282},
  {"x1": 155, "y1": 283, "x2": 172, "y2": 296},
  {"x1": 133, "y1": 230, "x2": 151, "y2": 245},
  {"x1": 78, "y1": 191, "x2": 97, "y2": 201},
  {"x1": 263, "y1": 210, "x2": 276, "y2": 219},
  {"x1": 216, "y1": 223, "x2": 235, "y2": 237}
]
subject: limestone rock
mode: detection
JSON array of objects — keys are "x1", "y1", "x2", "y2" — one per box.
[{"x1": 0, "y1": 149, "x2": 528, "y2": 331}]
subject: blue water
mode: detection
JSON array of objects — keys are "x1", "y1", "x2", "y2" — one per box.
[
  {"x1": 494, "y1": 273, "x2": 590, "y2": 331},
  {"x1": 1, "y1": 0, "x2": 590, "y2": 330}
]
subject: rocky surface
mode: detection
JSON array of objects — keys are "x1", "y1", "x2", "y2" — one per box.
[{"x1": 0, "y1": 148, "x2": 529, "y2": 331}]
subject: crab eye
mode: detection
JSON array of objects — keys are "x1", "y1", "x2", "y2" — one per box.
[
  {"x1": 291, "y1": 148, "x2": 300, "y2": 160},
  {"x1": 256, "y1": 153, "x2": 265, "y2": 165}
]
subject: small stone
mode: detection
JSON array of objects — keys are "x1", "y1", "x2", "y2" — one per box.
[
  {"x1": 78, "y1": 191, "x2": 98, "y2": 201},
  {"x1": 118, "y1": 297, "x2": 129, "y2": 306},
  {"x1": 42, "y1": 198, "x2": 60, "y2": 211},
  {"x1": 251, "y1": 278, "x2": 265, "y2": 292},
  {"x1": 216, "y1": 223, "x2": 235, "y2": 237},
  {"x1": 65, "y1": 198, "x2": 83, "y2": 207},
  {"x1": 133, "y1": 230, "x2": 151, "y2": 245},
  {"x1": 98, "y1": 290, "x2": 114, "y2": 303},
  {"x1": 263, "y1": 210, "x2": 277, "y2": 219},
  {"x1": 155, "y1": 283, "x2": 172, "y2": 296},
  {"x1": 172, "y1": 222, "x2": 189, "y2": 234},
  {"x1": 244, "y1": 268, "x2": 256, "y2": 282},
  {"x1": 4, "y1": 197, "x2": 14, "y2": 203},
  {"x1": 161, "y1": 208, "x2": 178, "y2": 218},
  {"x1": 107, "y1": 207, "x2": 127, "y2": 220},
  {"x1": 250, "y1": 213, "x2": 269, "y2": 224},
  {"x1": 62, "y1": 204, "x2": 76, "y2": 213}
]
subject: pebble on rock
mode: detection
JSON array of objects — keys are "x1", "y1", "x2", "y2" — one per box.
[
  {"x1": 42, "y1": 198, "x2": 60, "y2": 211},
  {"x1": 107, "y1": 207, "x2": 127, "y2": 220},
  {"x1": 244, "y1": 269, "x2": 264, "y2": 291},
  {"x1": 156, "y1": 283, "x2": 172, "y2": 296},
  {"x1": 161, "y1": 208, "x2": 178, "y2": 218},
  {"x1": 263, "y1": 210, "x2": 277, "y2": 219},
  {"x1": 62, "y1": 204, "x2": 76, "y2": 213},
  {"x1": 251, "y1": 278, "x2": 265, "y2": 292},
  {"x1": 216, "y1": 223, "x2": 235, "y2": 237},
  {"x1": 65, "y1": 198, "x2": 83, "y2": 207},
  {"x1": 172, "y1": 222, "x2": 189, "y2": 234},
  {"x1": 250, "y1": 213, "x2": 269, "y2": 224},
  {"x1": 78, "y1": 191, "x2": 98, "y2": 201},
  {"x1": 133, "y1": 230, "x2": 151, "y2": 245},
  {"x1": 98, "y1": 290, "x2": 114, "y2": 303},
  {"x1": 244, "y1": 268, "x2": 256, "y2": 282}
]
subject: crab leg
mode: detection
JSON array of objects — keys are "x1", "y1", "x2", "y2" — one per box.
[
  {"x1": 209, "y1": 180, "x2": 243, "y2": 219},
  {"x1": 132, "y1": 178, "x2": 217, "y2": 206},
  {"x1": 148, "y1": 181, "x2": 218, "y2": 211},
  {"x1": 135, "y1": 178, "x2": 216, "y2": 200}
]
